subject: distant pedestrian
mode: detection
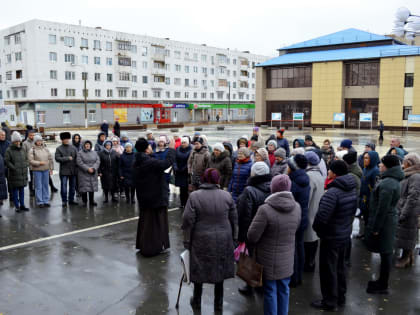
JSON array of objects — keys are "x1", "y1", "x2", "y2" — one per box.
[
  {"x1": 55, "y1": 132, "x2": 78, "y2": 207},
  {"x1": 113, "y1": 120, "x2": 121, "y2": 138},
  {"x1": 321, "y1": 139, "x2": 335, "y2": 169},
  {"x1": 23, "y1": 129, "x2": 36, "y2": 196},
  {"x1": 100, "y1": 120, "x2": 109, "y2": 138},
  {"x1": 1, "y1": 122, "x2": 11, "y2": 142},
  {"x1": 99, "y1": 140, "x2": 119, "y2": 203},
  {"x1": 5, "y1": 132, "x2": 29, "y2": 212},
  {"x1": 94, "y1": 132, "x2": 106, "y2": 152},
  {"x1": 216, "y1": 114, "x2": 220, "y2": 122},
  {"x1": 271, "y1": 148, "x2": 288, "y2": 177},
  {"x1": 120, "y1": 132, "x2": 130, "y2": 147},
  {"x1": 229, "y1": 147, "x2": 252, "y2": 203},
  {"x1": 174, "y1": 137, "x2": 192, "y2": 208},
  {"x1": 136, "y1": 116, "x2": 140, "y2": 124},
  {"x1": 275, "y1": 129, "x2": 290, "y2": 157},
  {"x1": 188, "y1": 136, "x2": 210, "y2": 191},
  {"x1": 304, "y1": 135, "x2": 319, "y2": 149},
  {"x1": 209, "y1": 143, "x2": 232, "y2": 189},
  {"x1": 119, "y1": 143, "x2": 136, "y2": 204},
  {"x1": 266, "y1": 140, "x2": 277, "y2": 167},
  {"x1": 182, "y1": 168, "x2": 238, "y2": 312},
  {"x1": 293, "y1": 138, "x2": 305, "y2": 149},
  {"x1": 77, "y1": 140, "x2": 100, "y2": 206},
  {"x1": 72, "y1": 133, "x2": 82, "y2": 152},
  {"x1": 378, "y1": 120, "x2": 384, "y2": 143}
]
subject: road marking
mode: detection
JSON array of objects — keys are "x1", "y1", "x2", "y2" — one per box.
[{"x1": 0, "y1": 207, "x2": 181, "y2": 252}]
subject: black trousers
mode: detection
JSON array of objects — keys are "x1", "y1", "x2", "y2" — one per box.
[
  {"x1": 124, "y1": 186, "x2": 136, "y2": 200},
  {"x1": 378, "y1": 253, "x2": 392, "y2": 287},
  {"x1": 81, "y1": 192, "x2": 94, "y2": 204},
  {"x1": 29, "y1": 170, "x2": 34, "y2": 191},
  {"x1": 179, "y1": 186, "x2": 189, "y2": 207},
  {"x1": 319, "y1": 239, "x2": 347, "y2": 307},
  {"x1": 304, "y1": 240, "x2": 318, "y2": 270},
  {"x1": 193, "y1": 281, "x2": 224, "y2": 301}
]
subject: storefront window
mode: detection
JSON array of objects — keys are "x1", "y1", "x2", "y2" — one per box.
[
  {"x1": 37, "y1": 111, "x2": 46, "y2": 124},
  {"x1": 266, "y1": 65, "x2": 312, "y2": 88},
  {"x1": 345, "y1": 61, "x2": 379, "y2": 86},
  {"x1": 88, "y1": 109, "x2": 96, "y2": 122},
  {"x1": 63, "y1": 110, "x2": 71, "y2": 124}
]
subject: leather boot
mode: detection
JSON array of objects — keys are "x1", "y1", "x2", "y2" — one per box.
[
  {"x1": 190, "y1": 283, "x2": 202, "y2": 310},
  {"x1": 395, "y1": 250, "x2": 413, "y2": 268},
  {"x1": 214, "y1": 282, "x2": 223, "y2": 312}
]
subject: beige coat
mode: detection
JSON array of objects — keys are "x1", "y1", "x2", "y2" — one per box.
[{"x1": 28, "y1": 145, "x2": 54, "y2": 171}]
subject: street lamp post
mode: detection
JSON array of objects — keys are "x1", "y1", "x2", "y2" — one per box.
[{"x1": 228, "y1": 82, "x2": 231, "y2": 123}]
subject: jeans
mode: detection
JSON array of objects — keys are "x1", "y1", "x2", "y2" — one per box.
[
  {"x1": 292, "y1": 227, "x2": 305, "y2": 284},
  {"x1": 263, "y1": 278, "x2": 291, "y2": 315},
  {"x1": 60, "y1": 175, "x2": 76, "y2": 202},
  {"x1": 12, "y1": 187, "x2": 25, "y2": 207},
  {"x1": 34, "y1": 170, "x2": 50, "y2": 205},
  {"x1": 319, "y1": 239, "x2": 347, "y2": 307}
]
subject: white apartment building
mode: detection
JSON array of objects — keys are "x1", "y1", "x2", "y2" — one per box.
[{"x1": 0, "y1": 19, "x2": 269, "y2": 127}]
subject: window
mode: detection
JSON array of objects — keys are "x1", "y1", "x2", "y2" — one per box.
[
  {"x1": 210, "y1": 80, "x2": 214, "y2": 87},
  {"x1": 185, "y1": 92, "x2": 189, "y2": 99},
  {"x1": 106, "y1": 41, "x2": 112, "y2": 51},
  {"x1": 118, "y1": 41, "x2": 131, "y2": 50},
  {"x1": 267, "y1": 64, "x2": 313, "y2": 88},
  {"x1": 142, "y1": 61, "x2": 148, "y2": 69},
  {"x1": 193, "y1": 79, "x2": 198, "y2": 87},
  {"x1": 165, "y1": 77, "x2": 170, "y2": 85},
  {"x1": 15, "y1": 52, "x2": 22, "y2": 61},
  {"x1": 202, "y1": 67, "x2": 207, "y2": 74},
  {"x1": 88, "y1": 109, "x2": 96, "y2": 122},
  {"x1": 165, "y1": 49, "x2": 170, "y2": 57},
  {"x1": 132, "y1": 90, "x2": 138, "y2": 98},
  {"x1": 6, "y1": 54, "x2": 11, "y2": 63},
  {"x1": 142, "y1": 90, "x2": 148, "y2": 97},
  {"x1": 193, "y1": 66, "x2": 198, "y2": 73},
  {"x1": 233, "y1": 70, "x2": 237, "y2": 77},
  {"x1": 66, "y1": 89, "x2": 76, "y2": 96},
  {"x1": 106, "y1": 57, "x2": 112, "y2": 66},
  {"x1": 6, "y1": 71, "x2": 12, "y2": 80},
  {"x1": 37, "y1": 111, "x2": 46, "y2": 124},
  {"x1": 0, "y1": 75, "x2": 2, "y2": 83},
  {"x1": 51, "y1": 88, "x2": 58, "y2": 96},
  {"x1": 64, "y1": 36, "x2": 75, "y2": 47},
  {"x1": 405, "y1": 73, "x2": 414, "y2": 87},
  {"x1": 63, "y1": 110, "x2": 71, "y2": 124},
  {"x1": 81, "y1": 72, "x2": 88, "y2": 80},
  {"x1": 64, "y1": 54, "x2": 75, "y2": 63},
  {"x1": 4, "y1": 37, "x2": 10, "y2": 45},
  {"x1": 49, "y1": 34, "x2": 56, "y2": 44},
  {"x1": 211, "y1": 68, "x2": 215, "y2": 75},
  {"x1": 233, "y1": 59, "x2": 236, "y2": 65},
  {"x1": 174, "y1": 51, "x2": 181, "y2": 59},
  {"x1": 142, "y1": 46, "x2": 148, "y2": 56},
  {"x1": 153, "y1": 90, "x2": 161, "y2": 98},
  {"x1": 233, "y1": 82, "x2": 237, "y2": 88},
  {"x1": 94, "y1": 57, "x2": 101, "y2": 65},
  {"x1": 142, "y1": 76, "x2": 148, "y2": 84},
  {"x1": 107, "y1": 73, "x2": 113, "y2": 82},
  {"x1": 94, "y1": 40, "x2": 101, "y2": 50},
  {"x1": 83, "y1": 89, "x2": 88, "y2": 97},
  {"x1": 185, "y1": 65, "x2": 190, "y2": 73},
  {"x1": 50, "y1": 70, "x2": 57, "y2": 80},
  {"x1": 217, "y1": 91, "x2": 224, "y2": 99},
  {"x1": 118, "y1": 89, "x2": 127, "y2": 97},
  {"x1": 165, "y1": 91, "x2": 170, "y2": 98},
  {"x1": 95, "y1": 89, "x2": 101, "y2": 97},
  {"x1": 107, "y1": 89, "x2": 113, "y2": 97},
  {"x1": 16, "y1": 70, "x2": 22, "y2": 79},
  {"x1": 185, "y1": 79, "x2": 189, "y2": 87},
  {"x1": 132, "y1": 60, "x2": 137, "y2": 68},
  {"x1": 82, "y1": 55, "x2": 89, "y2": 64},
  {"x1": 131, "y1": 45, "x2": 137, "y2": 53},
  {"x1": 49, "y1": 52, "x2": 57, "y2": 62},
  {"x1": 345, "y1": 61, "x2": 379, "y2": 86},
  {"x1": 403, "y1": 106, "x2": 412, "y2": 120},
  {"x1": 201, "y1": 54, "x2": 207, "y2": 62},
  {"x1": 201, "y1": 92, "x2": 206, "y2": 99},
  {"x1": 193, "y1": 92, "x2": 197, "y2": 99},
  {"x1": 175, "y1": 64, "x2": 181, "y2": 72},
  {"x1": 174, "y1": 78, "x2": 181, "y2": 85},
  {"x1": 132, "y1": 75, "x2": 137, "y2": 83},
  {"x1": 81, "y1": 38, "x2": 88, "y2": 48},
  {"x1": 0, "y1": 91, "x2": 2, "y2": 99},
  {"x1": 94, "y1": 73, "x2": 101, "y2": 81},
  {"x1": 174, "y1": 91, "x2": 181, "y2": 98},
  {"x1": 13, "y1": 90, "x2": 18, "y2": 98},
  {"x1": 202, "y1": 80, "x2": 207, "y2": 87},
  {"x1": 210, "y1": 92, "x2": 214, "y2": 99},
  {"x1": 118, "y1": 57, "x2": 131, "y2": 66},
  {"x1": 119, "y1": 72, "x2": 131, "y2": 81},
  {"x1": 65, "y1": 71, "x2": 76, "y2": 80}
]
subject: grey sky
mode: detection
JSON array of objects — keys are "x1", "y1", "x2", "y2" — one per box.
[{"x1": 1, "y1": 0, "x2": 420, "y2": 57}]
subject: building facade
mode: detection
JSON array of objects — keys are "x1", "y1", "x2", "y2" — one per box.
[
  {"x1": 256, "y1": 28, "x2": 420, "y2": 130},
  {"x1": 0, "y1": 19, "x2": 268, "y2": 127}
]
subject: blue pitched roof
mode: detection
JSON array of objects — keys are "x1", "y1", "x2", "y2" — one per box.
[
  {"x1": 279, "y1": 28, "x2": 394, "y2": 50},
  {"x1": 258, "y1": 45, "x2": 420, "y2": 67}
]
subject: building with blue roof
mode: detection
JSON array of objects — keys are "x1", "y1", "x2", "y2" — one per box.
[{"x1": 255, "y1": 28, "x2": 420, "y2": 129}]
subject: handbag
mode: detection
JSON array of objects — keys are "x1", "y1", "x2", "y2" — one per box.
[{"x1": 236, "y1": 245, "x2": 263, "y2": 288}]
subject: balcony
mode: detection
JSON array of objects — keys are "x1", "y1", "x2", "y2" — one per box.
[
  {"x1": 152, "y1": 53, "x2": 166, "y2": 62},
  {"x1": 152, "y1": 68, "x2": 166, "y2": 76},
  {"x1": 151, "y1": 81, "x2": 165, "y2": 90}
]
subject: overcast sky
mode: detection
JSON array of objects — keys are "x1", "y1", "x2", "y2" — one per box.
[{"x1": 1, "y1": 0, "x2": 420, "y2": 57}]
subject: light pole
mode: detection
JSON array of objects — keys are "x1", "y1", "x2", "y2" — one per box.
[
  {"x1": 228, "y1": 81, "x2": 231, "y2": 123},
  {"x1": 71, "y1": 63, "x2": 88, "y2": 128}
]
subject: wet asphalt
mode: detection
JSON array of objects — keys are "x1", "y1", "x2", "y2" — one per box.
[{"x1": 0, "y1": 125, "x2": 419, "y2": 314}]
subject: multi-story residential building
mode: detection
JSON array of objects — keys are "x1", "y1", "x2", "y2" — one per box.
[{"x1": 0, "y1": 19, "x2": 269, "y2": 127}]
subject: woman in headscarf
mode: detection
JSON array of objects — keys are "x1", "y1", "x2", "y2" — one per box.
[{"x1": 174, "y1": 137, "x2": 192, "y2": 208}]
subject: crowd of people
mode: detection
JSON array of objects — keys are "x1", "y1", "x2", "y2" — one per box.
[{"x1": 0, "y1": 124, "x2": 418, "y2": 314}]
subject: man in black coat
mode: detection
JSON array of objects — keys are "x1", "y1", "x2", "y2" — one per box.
[
  {"x1": 55, "y1": 132, "x2": 78, "y2": 207},
  {"x1": 1, "y1": 122, "x2": 11, "y2": 142},
  {"x1": 311, "y1": 160, "x2": 357, "y2": 311},
  {"x1": 100, "y1": 120, "x2": 109, "y2": 138},
  {"x1": 134, "y1": 137, "x2": 176, "y2": 257}
]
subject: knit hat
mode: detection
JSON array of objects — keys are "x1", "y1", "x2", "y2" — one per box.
[
  {"x1": 124, "y1": 142, "x2": 133, "y2": 148},
  {"x1": 291, "y1": 147, "x2": 305, "y2": 156},
  {"x1": 271, "y1": 174, "x2": 292, "y2": 193},
  {"x1": 238, "y1": 147, "x2": 251, "y2": 158},
  {"x1": 305, "y1": 151, "x2": 320, "y2": 166},
  {"x1": 120, "y1": 132, "x2": 128, "y2": 139},
  {"x1": 201, "y1": 168, "x2": 220, "y2": 185},
  {"x1": 251, "y1": 161, "x2": 270, "y2": 177},
  {"x1": 330, "y1": 160, "x2": 349, "y2": 176},
  {"x1": 381, "y1": 154, "x2": 401, "y2": 169},
  {"x1": 34, "y1": 135, "x2": 43, "y2": 144},
  {"x1": 193, "y1": 136, "x2": 204, "y2": 145},
  {"x1": 253, "y1": 126, "x2": 259, "y2": 132},
  {"x1": 340, "y1": 139, "x2": 353, "y2": 149},
  {"x1": 274, "y1": 147, "x2": 286, "y2": 159},
  {"x1": 343, "y1": 151, "x2": 357, "y2": 165},
  {"x1": 404, "y1": 152, "x2": 420, "y2": 167},
  {"x1": 256, "y1": 148, "x2": 269, "y2": 161},
  {"x1": 288, "y1": 154, "x2": 308, "y2": 171},
  {"x1": 267, "y1": 140, "x2": 277, "y2": 149},
  {"x1": 213, "y1": 143, "x2": 225, "y2": 152},
  {"x1": 305, "y1": 135, "x2": 313, "y2": 141},
  {"x1": 158, "y1": 135, "x2": 168, "y2": 144},
  {"x1": 365, "y1": 142, "x2": 376, "y2": 151},
  {"x1": 11, "y1": 131, "x2": 22, "y2": 143},
  {"x1": 146, "y1": 130, "x2": 153, "y2": 135},
  {"x1": 181, "y1": 137, "x2": 190, "y2": 144},
  {"x1": 103, "y1": 140, "x2": 113, "y2": 148},
  {"x1": 135, "y1": 138, "x2": 150, "y2": 152},
  {"x1": 250, "y1": 135, "x2": 258, "y2": 142},
  {"x1": 279, "y1": 128, "x2": 285, "y2": 135},
  {"x1": 335, "y1": 150, "x2": 348, "y2": 160},
  {"x1": 60, "y1": 132, "x2": 71, "y2": 140}
]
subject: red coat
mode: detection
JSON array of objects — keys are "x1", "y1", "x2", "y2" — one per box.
[
  {"x1": 268, "y1": 151, "x2": 275, "y2": 167},
  {"x1": 175, "y1": 138, "x2": 181, "y2": 149}
]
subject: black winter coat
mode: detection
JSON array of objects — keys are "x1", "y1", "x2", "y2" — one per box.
[
  {"x1": 119, "y1": 151, "x2": 135, "y2": 187},
  {"x1": 98, "y1": 149, "x2": 119, "y2": 191},
  {"x1": 313, "y1": 174, "x2": 357, "y2": 243},
  {"x1": 0, "y1": 140, "x2": 10, "y2": 159},
  {"x1": 4, "y1": 143, "x2": 28, "y2": 189},
  {"x1": 174, "y1": 145, "x2": 192, "y2": 188},
  {"x1": 290, "y1": 169, "x2": 310, "y2": 232},
  {"x1": 237, "y1": 174, "x2": 272, "y2": 243},
  {"x1": 55, "y1": 144, "x2": 78, "y2": 176},
  {"x1": 134, "y1": 149, "x2": 176, "y2": 208},
  {"x1": 0, "y1": 155, "x2": 8, "y2": 200}
]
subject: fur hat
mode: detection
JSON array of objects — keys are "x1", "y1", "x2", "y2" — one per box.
[
  {"x1": 238, "y1": 147, "x2": 251, "y2": 158},
  {"x1": 181, "y1": 137, "x2": 190, "y2": 144},
  {"x1": 274, "y1": 148, "x2": 286, "y2": 159},
  {"x1": 291, "y1": 147, "x2": 305, "y2": 156},
  {"x1": 271, "y1": 174, "x2": 292, "y2": 193},
  {"x1": 330, "y1": 160, "x2": 349, "y2": 176},
  {"x1": 60, "y1": 132, "x2": 71, "y2": 141},
  {"x1": 381, "y1": 154, "x2": 401, "y2": 169},
  {"x1": 267, "y1": 140, "x2": 277, "y2": 149},
  {"x1": 288, "y1": 154, "x2": 308, "y2": 171},
  {"x1": 34, "y1": 135, "x2": 43, "y2": 144},
  {"x1": 404, "y1": 152, "x2": 420, "y2": 167},
  {"x1": 192, "y1": 136, "x2": 204, "y2": 145},
  {"x1": 251, "y1": 161, "x2": 270, "y2": 177},
  {"x1": 213, "y1": 143, "x2": 225, "y2": 152},
  {"x1": 11, "y1": 131, "x2": 22, "y2": 143},
  {"x1": 135, "y1": 138, "x2": 150, "y2": 152},
  {"x1": 305, "y1": 151, "x2": 320, "y2": 166},
  {"x1": 256, "y1": 148, "x2": 269, "y2": 161}
]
